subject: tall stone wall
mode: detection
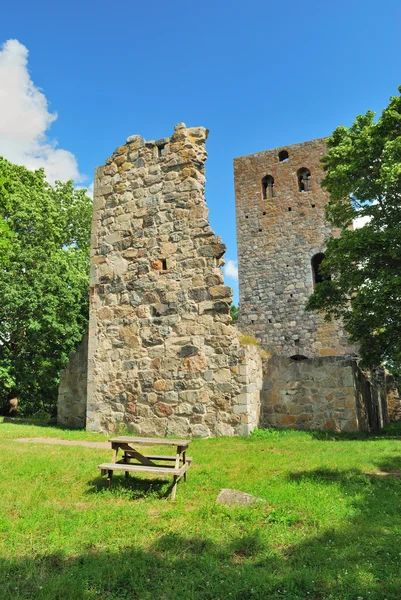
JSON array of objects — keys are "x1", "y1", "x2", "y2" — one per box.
[
  {"x1": 57, "y1": 331, "x2": 88, "y2": 428},
  {"x1": 234, "y1": 138, "x2": 356, "y2": 358},
  {"x1": 86, "y1": 123, "x2": 262, "y2": 436}
]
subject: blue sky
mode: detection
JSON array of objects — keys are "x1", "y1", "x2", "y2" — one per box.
[{"x1": 1, "y1": 0, "x2": 400, "y2": 302}]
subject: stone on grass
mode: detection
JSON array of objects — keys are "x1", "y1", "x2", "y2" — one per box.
[{"x1": 216, "y1": 488, "x2": 266, "y2": 507}]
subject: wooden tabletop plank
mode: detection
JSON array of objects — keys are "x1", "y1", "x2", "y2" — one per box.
[{"x1": 109, "y1": 436, "x2": 190, "y2": 447}]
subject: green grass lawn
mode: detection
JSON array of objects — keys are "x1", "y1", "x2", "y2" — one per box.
[{"x1": 1, "y1": 419, "x2": 400, "y2": 600}]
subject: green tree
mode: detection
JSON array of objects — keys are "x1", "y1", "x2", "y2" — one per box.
[
  {"x1": 0, "y1": 218, "x2": 13, "y2": 257},
  {"x1": 0, "y1": 177, "x2": 15, "y2": 261},
  {"x1": 230, "y1": 304, "x2": 238, "y2": 322},
  {"x1": 307, "y1": 87, "x2": 401, "y2": 371},
  {"x1": 0, "y1": 158, "x2": 92, "y2": 415}
]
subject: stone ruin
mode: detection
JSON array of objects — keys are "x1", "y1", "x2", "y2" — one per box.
[
  {"x1": 233, "y1": 137, "x2": 400, "y2": 432},
  {"x1": 59, "y1": 123, "x2": 262, "y2": 436},
  {"x1": 57, "y1": 124, "x2": 401, "y2": 435}
]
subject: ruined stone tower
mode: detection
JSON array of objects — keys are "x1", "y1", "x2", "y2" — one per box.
[
  {"x1": 84, "y1": 123, "x2": 262, "y2": 436},
  {"x1": 234, "y1": 139, "x2": 364, "y2": 431},
  {"x1": 234, "y1": 138, "x2": 355, "y2": 358}
]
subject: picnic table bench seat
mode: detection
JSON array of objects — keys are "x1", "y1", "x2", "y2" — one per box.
[{"x1": 99, "y1": 457, "x2": 193, "y2": 476}]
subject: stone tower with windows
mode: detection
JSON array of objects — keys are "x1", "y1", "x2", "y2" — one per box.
[
  {"x1": 234, "y1": 137, "x2": 355, "y2": 359},
  {"x1": 233, "y1": 139, "x2": 365, "y2": 432}
]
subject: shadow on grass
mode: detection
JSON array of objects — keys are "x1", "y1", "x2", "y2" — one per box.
[
  {"x1": 1, "y1": 416, "x2": 67, "y2": 429},
  {"x1": 309, "y1": 421, "x2": 401, "y2": 442},
  {"x1": 288, "y1": 467, "x2": 366, "y2": 484},
  {"x1": 374, "y1": 454, "x2": 401, "y2": 474},
  {"x1": 0, "y1": 518, "x2": 400, "y2": 599},
  {"x1": 288, "y1": 453, "x2": 401, "y2": 483},
  {"x1": 1, "y1": 458, "x2": 401, "y2": 599},
  {"x1": 87, "y1": 474, "x2": 174, "y2": 500},
  {"x1": 0, "y1": 532, "x2": 284, "y2": 600}
]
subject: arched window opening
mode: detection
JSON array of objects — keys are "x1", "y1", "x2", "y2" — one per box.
[
  {"x1": 298, "y1": 168, "x2": 312, "y2": 192},
  {"x1": 290, "y1": 354, "x2": 308, "y2": 361},
  {"x1": 262, "y1": 175, "x2": 275, "y2": 199},
  {"x1": 279, "y1": 150, "x2": 289, "y2": 162},
  {"x1": 311, "y1": 253, "x2": 330, "y2": 286}
]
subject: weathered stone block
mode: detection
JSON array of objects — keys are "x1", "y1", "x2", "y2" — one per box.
[
  {"x1": 209, "y1": 285, "x2": 232, "y2": 299},
  {"x1": 191, "y1": 423, "x2": 210, "y2": 438},
  {"x1": 167, "y1": 416, "x2": 190, "y2": 437}
]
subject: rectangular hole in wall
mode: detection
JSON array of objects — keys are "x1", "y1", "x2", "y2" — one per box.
[
  {"x1": 157, "y1": 144, "x2": 165, "y2": 157},
  {"x1": 288, "y1": 207, "x2": 292, "y2": 212},
  {"x1": 161, "y1": 258, "x2": 167, "y2": 270}
]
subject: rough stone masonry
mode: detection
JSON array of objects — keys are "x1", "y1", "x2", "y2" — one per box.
[
  {"x1": 82, "y1": 123, "x2": 262, "y2": 436},
  {"x1": 234, "y1": 138, "x2": 355, "y2": 358}
]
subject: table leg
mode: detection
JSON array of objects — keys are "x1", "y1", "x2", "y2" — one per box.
[
  {"x1": 107, "y1": 470, "x2": 113, "y2": 488},
  {"x1": 171, "y1": 446, "x2": 182, "y2": 500},
  {"x1": 174, "y1": 446, "x2": 182, "y2": 471},
  {"x1": 171, "y1": 475, "x2": 178, "y2": 501},
  {"x1": 124, "y1": 451, "x2": 130, "y2": 479},
  {"x1": 183, "y1": 450, "x2": 187, "y2": 482}
]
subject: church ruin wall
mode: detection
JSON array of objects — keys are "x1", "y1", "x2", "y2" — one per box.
[{"x1": 85, "y1": 123, "x2": 262, "y2": 437}]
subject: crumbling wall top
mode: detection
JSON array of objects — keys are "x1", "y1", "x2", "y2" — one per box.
[{"x1": 102, "y1": 123, "x2": 209, "y2": 173}]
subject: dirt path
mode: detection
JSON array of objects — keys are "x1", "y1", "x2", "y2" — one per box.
[{"x1": 15, "y1": 437, "x2": 109, "y2": 449}]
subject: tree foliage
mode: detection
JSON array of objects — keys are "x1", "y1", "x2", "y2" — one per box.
[
  {"x1": 0, "y1": 158, "x2": 92, "y2": 414},
  {"x1": 230, "y1": 304, "x2": 238, "y2": 322},
  {"x1": 307, "y1": 87, "x2": 401, "y2": 371}
]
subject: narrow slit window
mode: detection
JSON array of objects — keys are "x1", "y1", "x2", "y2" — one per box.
[
  {"x1": 157, "y1": 144, "x2": 165, "y2": 157},
  {"x1": 262, "y1": 175, "x2": 274, "y2": 199},
  {"x1": 297, "y1": 168, "x2": 312, "y2": 192},
  {"x1": 161, "y1": 258, "x2": 168, "y2": 270}
]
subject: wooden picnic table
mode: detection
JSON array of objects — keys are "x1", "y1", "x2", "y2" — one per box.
[{"x1": 99, "y1": 436, "x2": 192, "y2": 500}]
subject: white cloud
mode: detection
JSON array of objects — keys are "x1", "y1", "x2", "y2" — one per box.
[
  {"x1": 224, "y1": 259, "x2": 239, "y2": 281},
  {"x1": 0, "y1": 39, "x2": 85, "y2": 185},
  {"x1": 76, "y1": 181, "x2": 94, "y2": 199}
]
